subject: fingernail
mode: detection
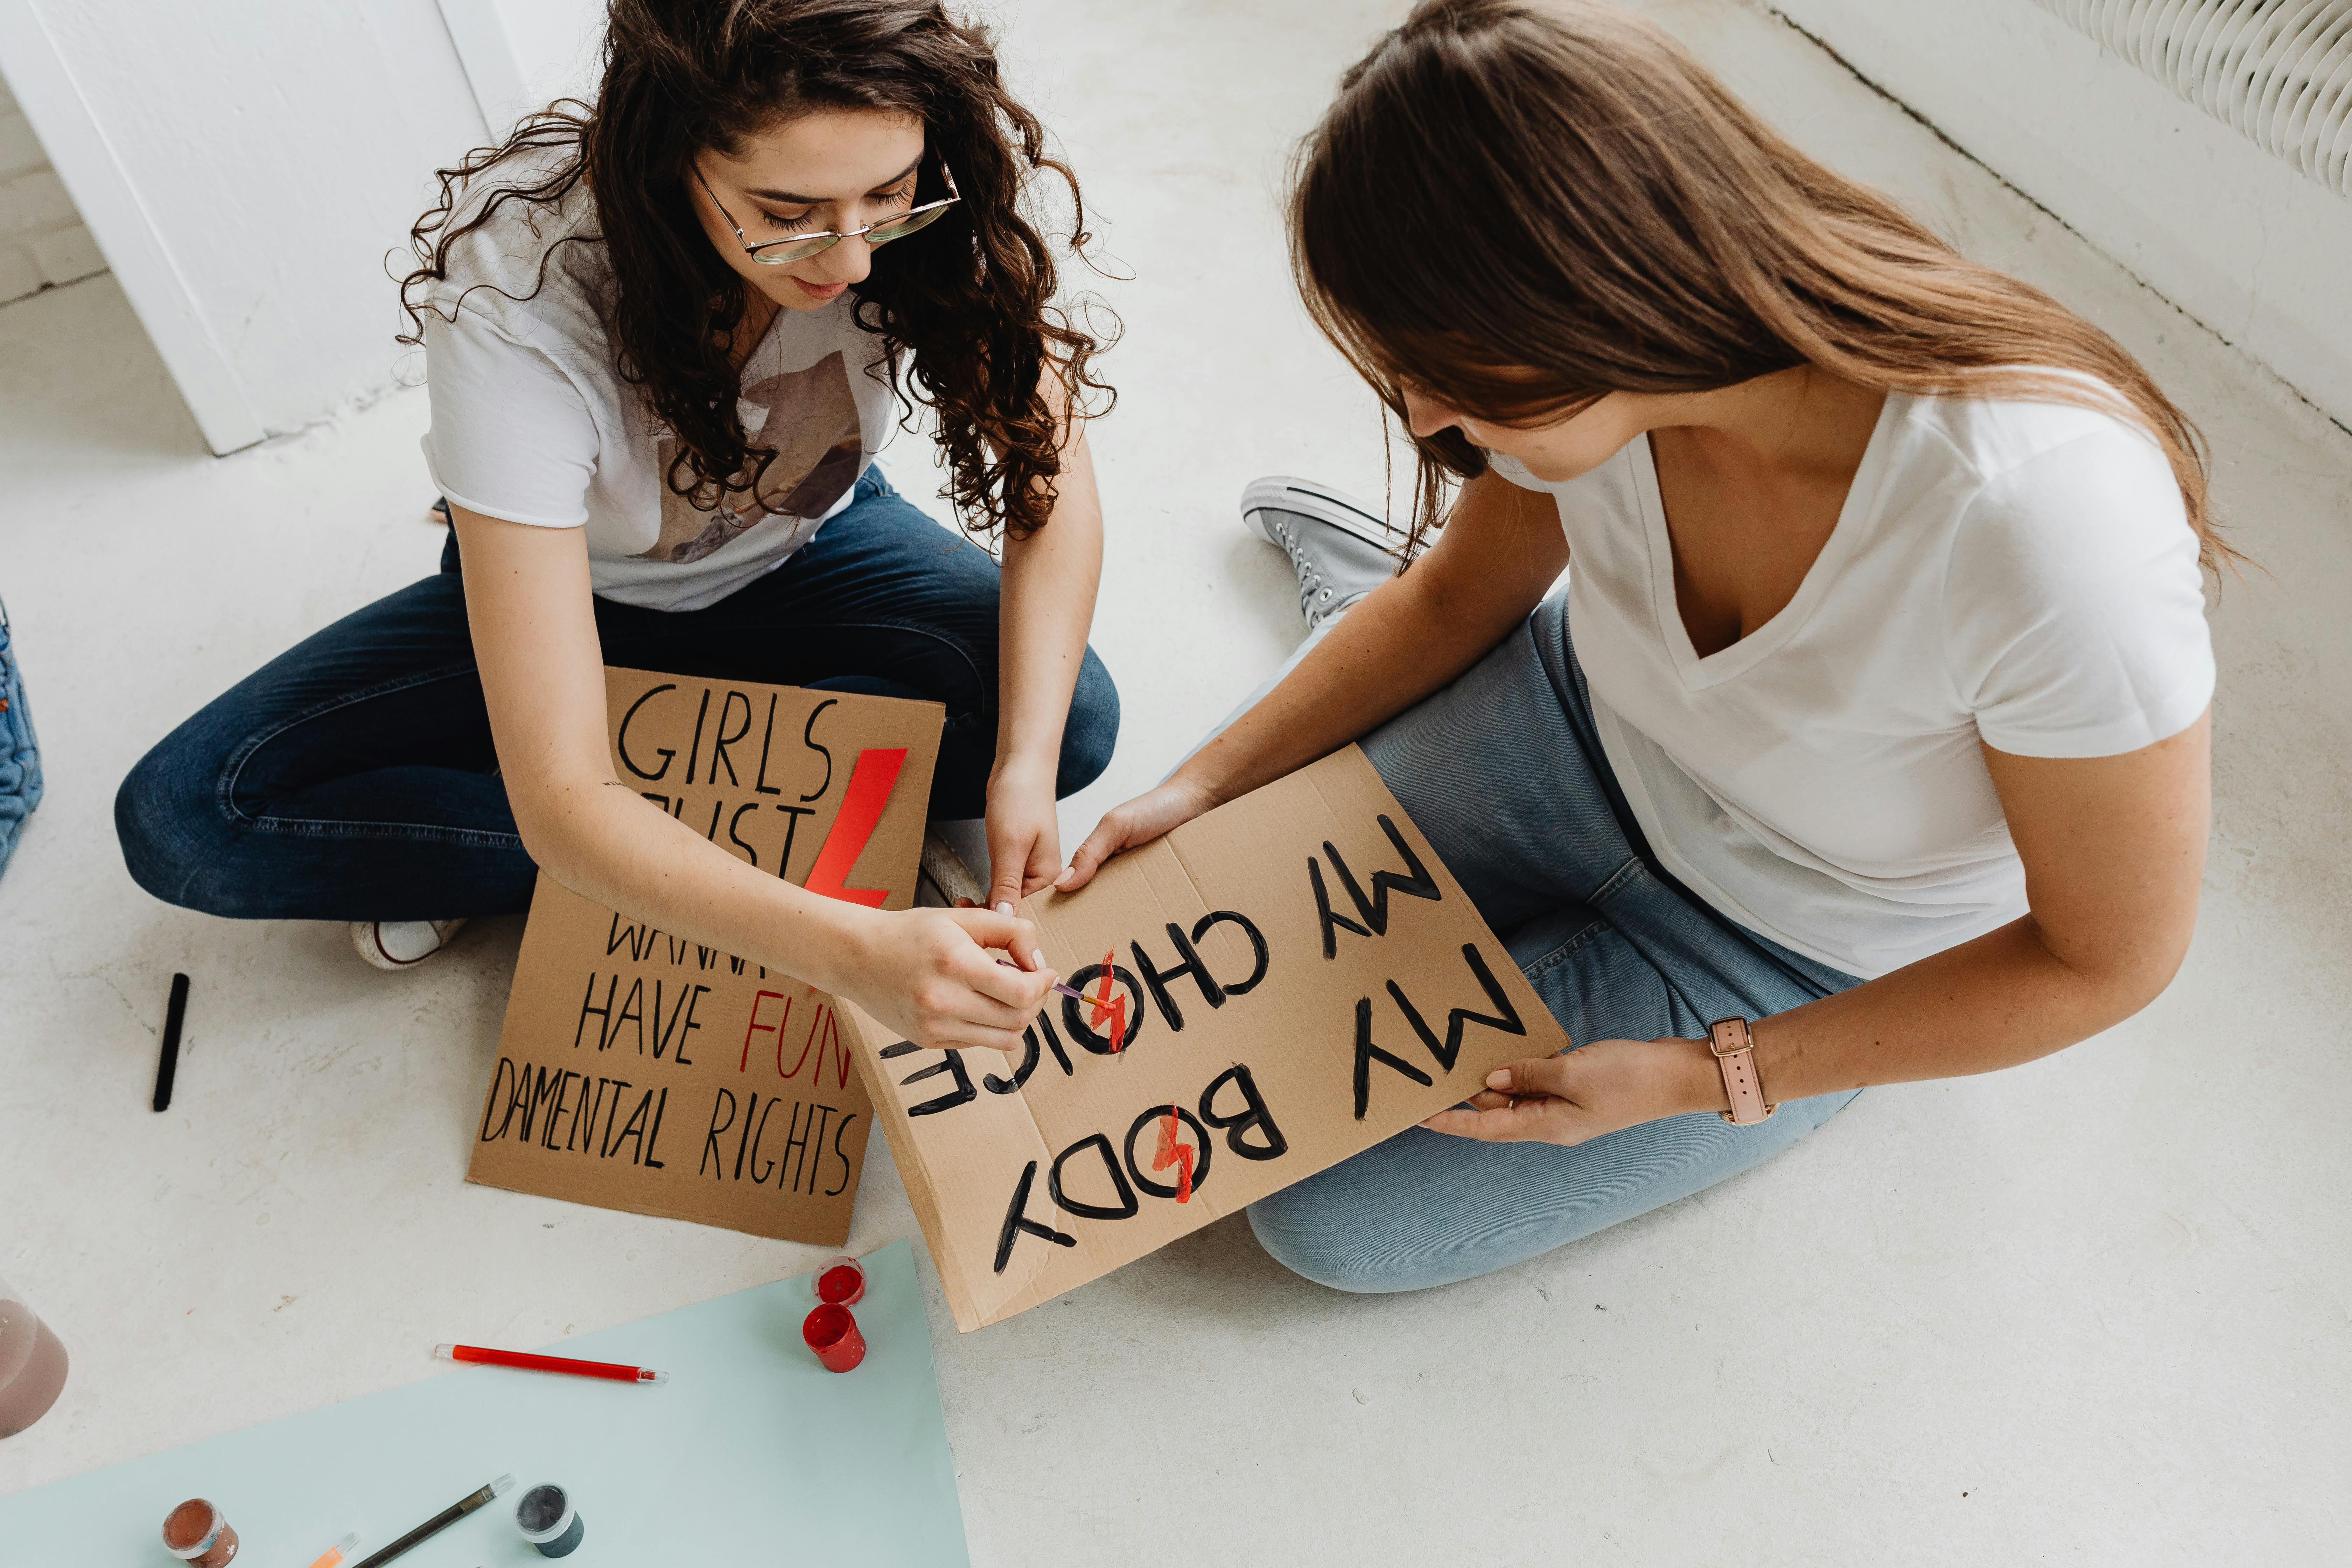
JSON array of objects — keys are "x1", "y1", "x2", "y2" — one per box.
[
  {"x1": 1485, "y1": 1069, "x2": 1512, "y2": 1090},
  {"x1": 1031, "y1": 950, "x2": 1047, "y2": 970},
  {"x1": 995, "y1": 901, "x2": 1014, "y2": 916},
  {"x1": 1053, "y1": 869, "x2": 1073, "y2": 886}
]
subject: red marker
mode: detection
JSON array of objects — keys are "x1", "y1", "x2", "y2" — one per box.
[{"x1": 433, "y1": 1344, "x2": 668, "y2": 1384}]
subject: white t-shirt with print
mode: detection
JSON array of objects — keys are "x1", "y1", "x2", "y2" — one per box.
[
  {"x1": 1490, "y1": 387, "x2": 2214, "y2": 980},
  {"x1": 418, "y1": 173, "x2": 899, "y2": 612}
]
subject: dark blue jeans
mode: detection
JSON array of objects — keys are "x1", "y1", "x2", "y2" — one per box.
[{"x1": 116, "y1": 469, "x2": 1119, "y2": 922}]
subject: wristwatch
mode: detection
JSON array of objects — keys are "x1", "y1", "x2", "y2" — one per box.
[{"x1": 1707, "y1": 1016, "x2": 1777, "y2": 1125}]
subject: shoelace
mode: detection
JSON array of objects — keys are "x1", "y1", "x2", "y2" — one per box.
[{"x1": 1264, "y1": 514, "x2": 1340, "y2": 616}]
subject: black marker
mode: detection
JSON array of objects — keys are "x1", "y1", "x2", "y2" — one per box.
[
  {"x1": 152, "y1": 973, "x2": 189, "y2": 1113},
  {"x1": 350, "y1": 1473, "x2": 514, "y2": 1568}
]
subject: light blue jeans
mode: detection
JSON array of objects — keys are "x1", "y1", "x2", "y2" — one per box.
[{"x1": 1237, "y1": 595, "x2": 1863, "y2": 1292}]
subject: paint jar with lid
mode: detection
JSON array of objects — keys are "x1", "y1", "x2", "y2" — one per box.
[
  {"x1": 811, "y1": 1254, "x2": 865, "y2": 1307},
  {"x1": 161, "y1": 1498, "x2": 239, "y2": 1565},
  {"x1": 514, "y1": 1482, "x2": 586, "y2": 1558}
]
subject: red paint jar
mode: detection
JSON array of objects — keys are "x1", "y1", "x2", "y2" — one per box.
[
  {"x1": 812, "y1": 1255, "x2": 866, "y2": 1307},
  {"x1": 802, "y1": 1304, "x2": 864, "y2": 1373},
  {"x1": 162, "y1": 1498, "x2": 239, "y2": 1565}
]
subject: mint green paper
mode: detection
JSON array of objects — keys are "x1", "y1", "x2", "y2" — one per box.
[{"x1": 0, "y1": 1239, "x2": 966, "y2": 1566}]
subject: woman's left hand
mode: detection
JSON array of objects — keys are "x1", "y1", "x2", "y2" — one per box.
[
  {"x1": 1421, "y1": 1036, "x2": 1723, "y2": 1146},
  {"x1": 981, "y1": 754, "x2": 1065, "y2": 912}
]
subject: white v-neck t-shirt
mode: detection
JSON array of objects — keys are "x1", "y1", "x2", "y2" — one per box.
[
  {"x1": 1489, "y1": 387, "x2": 2214, "y2": 980},
  {"x1": 417, "y1": 171, "x2": 899, "y2": 612}
]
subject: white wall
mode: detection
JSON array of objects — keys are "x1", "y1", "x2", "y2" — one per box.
[
  {"x1": 501, "y1": 0, "x2": 607, "y2": 112},
  {"x1": 1767, "y1": 0, "x2": 2352, "y2": 429},
  {"x1": 0, "y1": 0, "x2": 489, "y2": 452},
  {"x1": 7, "y1": 0, "x2": 2344, "y2": 455},
  {"x1": 0, "y1": 69, "x2": 102, "y2": 305},
  {"x1": 436, "y1": 0, "x2": 606, "y2": 137}
]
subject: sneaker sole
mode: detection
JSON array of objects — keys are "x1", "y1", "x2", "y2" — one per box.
[
  {"x1": 350, "y1": 920, "x2": 461, "y2": 970},
  {"x1": 919, "y1": 832, "x2": 986, "y2": 908},
  {"x1": 1239, "y1": 476, "x2": 1410, "y2": 558}
]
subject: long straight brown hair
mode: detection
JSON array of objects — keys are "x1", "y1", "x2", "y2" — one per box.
[{"x1": 1293, "y1": 0, "x2": 2231, "y2": 574}]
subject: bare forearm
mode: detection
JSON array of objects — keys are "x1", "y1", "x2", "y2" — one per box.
[
  {"x1": 1666, "y1": 916, "x2": 2180, "y2": 1113},
  {"x1": 1177, "y1": 469, "x2": 1565, "y2": 807},
  {"x1": 996, "y1": 436, "x2": 1102, "y2": 771},
  {"x1": 1176, "y1": 570, "x2": 1498, "y2": 806},
  {"x1": 522, "y1": 779, "x2": 872, "y2": 995},
  {"x1": 1738, "y1": 728, "x2": 2210, "y2": 1109},
  {"x1": 1446, "y1": 912, "x2": 2194, "y2": 1148},
  {"x1": 450, "y1": 503, "x2": 1060, "y2": 1050},
  {"x1": 1423, "y1": 656, "x2": 2208, "y2": 1152}
]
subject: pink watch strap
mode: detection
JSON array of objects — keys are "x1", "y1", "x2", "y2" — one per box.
[{"x1": 1708, "y1": 1016, "x2": 1776, "y2": 1126}]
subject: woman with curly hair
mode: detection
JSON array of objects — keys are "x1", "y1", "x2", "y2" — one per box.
[{"x1": 117, "y1": 0, "x2": 1114, "y2": 1049}]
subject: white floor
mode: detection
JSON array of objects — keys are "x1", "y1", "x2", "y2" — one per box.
[{"x1": 3, "y1": 2, "x2": 2348, "y2": 1562}]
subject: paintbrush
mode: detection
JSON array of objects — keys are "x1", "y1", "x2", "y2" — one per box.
[
  {"x1": 996, "y1": 958, "x2": 1089, "y2": 1001},
  {"x1": 348, "y1": 1473, "x2": 513, "y2": 1568}
]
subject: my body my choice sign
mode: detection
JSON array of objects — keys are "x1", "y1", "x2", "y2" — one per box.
[{"x1": 836, "y1": 745, "x2": 1569, "y2": 1331}]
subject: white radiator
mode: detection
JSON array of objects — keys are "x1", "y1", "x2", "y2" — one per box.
[{"x1": 2029, "y1": 0, "x2": 2352, "y2": 197}]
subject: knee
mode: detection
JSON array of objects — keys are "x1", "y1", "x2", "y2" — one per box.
[
  {"x1": 115, "y1": 734, "x2": 247, "y2": 917},
  {"x1": 1054, "y1": 649, "x2": 1119, "y2": 798},
  {"x1": 1245, "y1": 1186, "x2": 1407, "y2": 1295}
]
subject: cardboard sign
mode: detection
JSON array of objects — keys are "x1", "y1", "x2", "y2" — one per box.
[
  {"x1": 835, "y1": 745, "x2": 1569, "y2": 1330},
  {"x1": 467, "y1": 668, "x2": 943, "y2": 1246}
]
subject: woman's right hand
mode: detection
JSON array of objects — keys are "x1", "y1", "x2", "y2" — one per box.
[
  {"x1": 842, "y1": 905, "x2": 1058, "y2": 1054},
  {"x1": 1057, "y1": 774, "x2": 1223, "y2": 893}
]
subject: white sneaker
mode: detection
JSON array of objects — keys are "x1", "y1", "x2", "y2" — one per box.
[
  {"x1": 351, "y1": 918, "x2": 468, "y2": 970},
  {"x1": 1239, "y1": 476, "x2": 1411, "y2": 631},
  {"x1": 917, "y1": 830, "x2": 986, "y2": 908}
]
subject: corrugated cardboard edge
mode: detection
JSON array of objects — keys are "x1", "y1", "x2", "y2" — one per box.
[
  {"x1": 840, "y1": 1000, "x2": 982, "y2": 1332},
  {"x1": 841, "y1": 995, "x2": 1079, "y2": 1333},
  {"x1": 462, "y1": 1164, "x2": 856, "y2": 1248}
]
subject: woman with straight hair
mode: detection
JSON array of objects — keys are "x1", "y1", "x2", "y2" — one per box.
[
  {"x1": 1064, "y1": 0, "x2": 2218, "y2": 1291},
  {"x1": 115, "y1": 0, "x2": 1114, "y2": 1049}
]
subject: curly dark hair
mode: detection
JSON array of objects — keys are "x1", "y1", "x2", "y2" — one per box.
[{"x1": 397, "y1": 0, "x2": 1112, "y2": 540}]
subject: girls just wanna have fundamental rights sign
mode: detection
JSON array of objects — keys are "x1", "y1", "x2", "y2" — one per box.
[{"x1": 467, "y1": 668, "x2": 943, "y2": 1246}]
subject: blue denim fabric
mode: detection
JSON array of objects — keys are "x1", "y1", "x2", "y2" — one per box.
[
  {"x1": 115, "y1": 468, "x2": 1119, "y2": 922},
  {"x1": 1244, "y1": 595, "x2": 1863, "y2": 1293},
  {"x1": 0, "y1": 596, "x2": 41, "y2": 882}
]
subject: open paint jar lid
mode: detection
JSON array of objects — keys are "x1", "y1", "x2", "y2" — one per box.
[{"x1": 812, "y1": 1254, "x2": 865, "y2": 1306}]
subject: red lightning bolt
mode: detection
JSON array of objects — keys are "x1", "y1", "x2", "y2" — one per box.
[
  {"x1": 1087, "y1": 949, "x2": 1126, "y2": 1052},
  {"x1": 1153, "y1": 1107, "x2": 1195, "y2": 1203}
]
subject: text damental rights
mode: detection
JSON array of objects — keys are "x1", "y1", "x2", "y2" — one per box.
[
  {"x1": 467, "y1": 668, "x2": 944, "y2": 1246},
  {"x1": 835, "y1": 745, "x2": 1568, "y2": 1330}
]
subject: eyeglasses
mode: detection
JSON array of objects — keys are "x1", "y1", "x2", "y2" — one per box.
[{"x1": 693, "y1": 153, "x2": 962, "y2": 266}]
